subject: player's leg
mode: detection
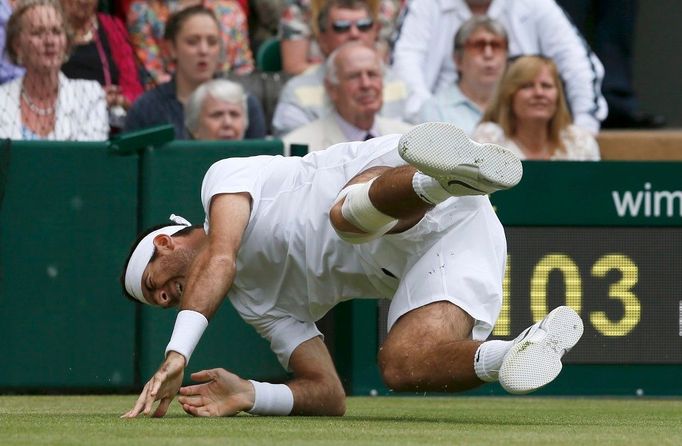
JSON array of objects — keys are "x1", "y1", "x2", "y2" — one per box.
[
  {"x1": 379, "y1": 301, "x2": 483, "y2": 392},
  {"x1": 329, "y1": 122, "x2": 522, "y2": 243},
  {"x1": 379, "y1": 302, "x2": 584, "y2": 394}
]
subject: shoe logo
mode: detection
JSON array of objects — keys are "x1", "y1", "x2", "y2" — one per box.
[{"x1": 447, "y1": 179, "x2": 486, "y2": 193}]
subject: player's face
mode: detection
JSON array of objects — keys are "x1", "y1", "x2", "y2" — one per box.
[
  {"x1": 328, "y1": 46, "x2": 383, "y2": 121},
  {"x1": 456, "y1": 28, "x2": 507, "y2": 89},
  {"x1": 317, "y1": 7, "x2": 378, "y2": 56},
  {"x1": 512, "y1": 65, "x2": 558, "y2": 123},
  {"x1": 140, "y1": 244, "x2": 195, "y2": 308},
  {"x1": 170, "y1": 14, "x2": 221, "y2": 86}
]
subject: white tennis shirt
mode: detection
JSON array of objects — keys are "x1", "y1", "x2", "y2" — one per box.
[{"x1": 200, "y1": 134, "x2": 505, "y2": 369}]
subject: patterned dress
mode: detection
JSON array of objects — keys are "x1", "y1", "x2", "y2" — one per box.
[{"x1": 127, "y1": 0, "x2": 254, "y2": 87}]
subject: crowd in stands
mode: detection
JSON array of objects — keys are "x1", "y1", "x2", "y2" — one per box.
[{"x1": 0, "y1": 0, "x2": 666, "y2": 158}]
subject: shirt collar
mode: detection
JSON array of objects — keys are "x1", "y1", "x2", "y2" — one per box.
[{"x1": 333, "y1": 111, "x2": 379, "y2": 141}]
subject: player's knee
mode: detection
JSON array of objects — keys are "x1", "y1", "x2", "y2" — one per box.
[
  {"x1": 320, "y1": 377, "x2": 347, "y2": 416},
  {"x1": 378, "y1": 341, "x2": 418, "y2": 391}
]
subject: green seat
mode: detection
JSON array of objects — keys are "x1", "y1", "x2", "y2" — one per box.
[{"x1": 256, "y1": 37, "x2": 282, "y2": 72}]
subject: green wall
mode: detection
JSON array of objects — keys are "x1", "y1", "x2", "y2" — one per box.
[{"x1": 2, "y1": 137, "x2": 681, "y2": 396}]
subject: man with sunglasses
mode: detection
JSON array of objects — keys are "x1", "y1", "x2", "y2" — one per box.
[
  {"x1": 271, "y1": 0, "x2": 409, "y2": 138},
  {"x1": 393, "y1": 0, "x2": 607, "y2": 134},
  {"x1": 419, "y1": 16, "x2": 508, "y2": 135}
]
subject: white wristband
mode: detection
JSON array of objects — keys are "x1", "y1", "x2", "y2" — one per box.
[
  {"x1": 247, "y1": 380, "x2": 294, "y2": 416},
  {"x1": 165, "y1": 310, "x2": 209, "y2": 365}
]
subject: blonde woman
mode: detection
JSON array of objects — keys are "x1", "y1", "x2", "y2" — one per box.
[
  {"x1": 0, "y1": 0, "x2": 108, "y2": 140},
  {"x1": 473, "y1": 55, "x2": 600, "y2": 160}
]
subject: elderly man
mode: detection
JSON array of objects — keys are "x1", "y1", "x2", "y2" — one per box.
[
  {"x1": 283, "y1": 42, "x2": 412, "y2": 152},
  {"x1": 120, "y1": 121, "x2": 583, "y2": 418},
  {"x1": 418, "y1": 16, "x2": 507, "y2": 135},
  {"x1": 393, "y1": 0, "x2": 607, "y2": 133},
  {"x1": 271, "y1": 0, "x2": 408, "y2": 137}
]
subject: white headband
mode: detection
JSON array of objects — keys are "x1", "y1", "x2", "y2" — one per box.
[{"x1": 124, "y1": 214, "x2": 192, "y2": 305}]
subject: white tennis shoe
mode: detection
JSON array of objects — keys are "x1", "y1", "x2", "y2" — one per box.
[
  {"x1": 398, "y1": 122, "x2": 523, "y2": 196},
  {"x1": 499, "y1": 306, "x2": 584, "y2": 394}
]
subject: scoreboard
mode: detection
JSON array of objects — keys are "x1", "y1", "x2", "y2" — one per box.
[{"x1": 490, "y1": 161, "x2": 682, "y2": 365}]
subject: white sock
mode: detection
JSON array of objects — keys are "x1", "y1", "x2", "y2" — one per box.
[
  {"x1": 412, "y1": 172, "x2": 451, "y2": 205},
  {"x1": 474, "y1": 340, "x2": 512, "y2": 382}
]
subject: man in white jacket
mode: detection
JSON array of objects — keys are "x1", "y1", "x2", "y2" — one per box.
[{"x1": 392, "y1": 0, "x2": 607, "y2": 133}]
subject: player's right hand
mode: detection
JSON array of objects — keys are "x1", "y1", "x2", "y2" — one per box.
[
  {"x1": 121, "y1": 351, "x2": 186, "y2": 418},
  {"x1": 177, "y1": 368, "x2": 255, "y2": 417}
]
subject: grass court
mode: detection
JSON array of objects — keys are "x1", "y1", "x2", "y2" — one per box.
[{"x1": 2, "y1": 395, "x2": 682, "y2": 445}]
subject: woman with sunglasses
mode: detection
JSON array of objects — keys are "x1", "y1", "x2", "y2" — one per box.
[
  {"x1": 418, "y1": 16, "x2": 507, "y2": 135},
  {"x1": 473, "y1": 55, "x2": 600, "y2": 161},
  {"x1": 279, "y1": 0, "x2": 399, "y2": 75}
]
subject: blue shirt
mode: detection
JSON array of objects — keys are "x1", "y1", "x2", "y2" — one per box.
[
  {"x1": 124, "y1": 78, "x2": 267, "y2": 139},
  {"x1": 0, "y1": 0, "x2": 25, "y2": 84},
  {"x1": 418, "y1": 84, "x2": 482, "y2": 136}
]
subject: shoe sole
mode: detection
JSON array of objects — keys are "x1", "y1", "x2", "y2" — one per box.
[
  {"x1": 498, "y1": 306, "x2": 584, "y2": 395},
  {"x1": 398, "y1": 122, "x2": 523, "y2": 195}
]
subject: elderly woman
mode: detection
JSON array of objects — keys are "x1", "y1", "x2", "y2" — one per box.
[
  {"x1": 124, "y1": 5, "x2": 265, "y2": 139},
  {"x1": 60, "y1": 0, "x2": 143, "y2": 128},
  {"x1": 473, "y1": 55, "x2": 600, "y2": 160},
  {"x1": 0, "y1": 0, "x2": 108, "y2": 140},
  {"x1": 185, "y1": 78, "x2": 247, "y2": 140}
]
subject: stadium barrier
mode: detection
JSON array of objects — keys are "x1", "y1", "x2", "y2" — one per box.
[
  {"x1": 1, "y1": 130, "x2": 681, "y2": 396},
  {"x1": 0, "y1": 129, "x2": 288, "y2": 391}
]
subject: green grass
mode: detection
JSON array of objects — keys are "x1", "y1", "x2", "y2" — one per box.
[{"x1": 1, "y1": 395, "x2": 682, "y2": 445}]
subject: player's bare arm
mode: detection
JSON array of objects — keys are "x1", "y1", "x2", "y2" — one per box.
[
  {"x1": 122, "y1": 193, "x2": 252, "y2": 418},
  {"x1": 180, "y1": 192, "x2": 252, "y2": 317},
  {"x1": 177, "y1": 336, "x2": 345, "y2": 417}
]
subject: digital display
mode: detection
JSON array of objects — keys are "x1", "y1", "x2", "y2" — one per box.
[{"x1": 495, "y1": 227, "x2": 682, "y2": 364}]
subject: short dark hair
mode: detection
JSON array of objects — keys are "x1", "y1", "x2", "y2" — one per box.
[
  {"x1": 316, "y1": 0, "x2": 373, "y2": 34},
  {"x1": 119, "y1": 223, "x2": 201, "y2": 305},
  {"x1": 163, "y1": 5, "x2": 220, "y2": 42}
]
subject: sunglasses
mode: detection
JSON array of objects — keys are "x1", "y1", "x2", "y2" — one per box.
[
  {"x1": 331, "y1": 18, "x2": 375, "y2": 33},
  {"x1": 463, "y1": 38, "x2": 508, "y2": 54}
]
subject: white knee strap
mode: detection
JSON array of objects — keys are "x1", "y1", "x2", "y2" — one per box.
[{"x1": 336, "y1": 178, "x2": 398, "y2": 243}]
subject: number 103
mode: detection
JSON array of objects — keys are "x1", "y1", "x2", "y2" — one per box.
[{"x1": 493, "y1": 253, "x2": 641, "y2": 337}]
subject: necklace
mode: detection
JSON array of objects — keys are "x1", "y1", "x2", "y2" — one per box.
[{"x1": 21, "y1": 88, "x2": 55, "y2": 117}]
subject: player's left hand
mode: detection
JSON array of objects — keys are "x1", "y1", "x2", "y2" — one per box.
[
  {"x1": 177, "y1": 368, "x2": 254, "y2": 416},
  {"x1": 121, "y1": 351, "x2": 186, "y2": 418}
]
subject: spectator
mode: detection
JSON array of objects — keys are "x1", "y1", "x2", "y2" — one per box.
[
  {"x1": 124, "y1": 6, "x2": 265, "y2": 139},
  {"x1": 185, "y1": 78, "x2": 247, "y2": 140},
  {"x1": 0, "y1": 0, "x2": 108, "y2": 140},
  {"x1": 557, "y1": 0, "x2": 664, "y2": 129},
  {"x1": 60, "y1": 0, "x2": 144, "y2": 130},
  {"x1": 1, "y1": 0, "x2": 24, "y2": 84},
  {"x1": 418, "y1": 16, "x2": 507, "y2": 135},
  {"x1": 127, "y1": 0, "x2": 253, "y2": 88},
  {"x1": 392, "y1": 0, "x2": 607, "y2": 133},
  {"x1": 283, "y1": 42, "x2": 411, "y2": 152},
  {"x1": 272, "y1": 0, "x2": 408, "y2": 136},
  {"x1": 247, "y1": 0, "x2": 285, "y2": 55},
  {"x1": 473, "y1": 56, "x2": 600, "y2": 161},
  {"x1": 279, "y1": 0, "x2": 400, "y2": 75}
]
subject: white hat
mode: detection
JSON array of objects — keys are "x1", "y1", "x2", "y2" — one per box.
[{"x1": 124, "y1": 214, "x2": 192, "y2": 305}]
